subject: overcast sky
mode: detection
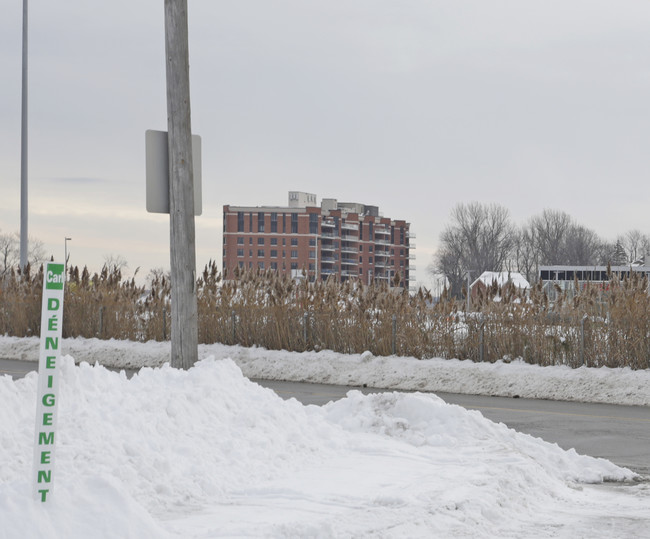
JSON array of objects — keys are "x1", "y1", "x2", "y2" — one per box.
[{"x1": 2, "y1": 1, "x2": 650, "y2": 287}]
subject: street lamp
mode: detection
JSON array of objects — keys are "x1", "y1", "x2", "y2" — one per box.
[
  {"x1": 64, "y1": 237, "x2": 72, "y2": 278},
  {"x1": 20, "y1": 0, "x2": 29, "y2": 270}
]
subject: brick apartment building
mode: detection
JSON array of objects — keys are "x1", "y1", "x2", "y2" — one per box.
[{"x1": 222, "y1": 192, "x2": 415, "y2": 289}]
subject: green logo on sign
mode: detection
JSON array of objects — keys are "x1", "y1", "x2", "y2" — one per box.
[{"x1": 45, "y1": 264, "x2": 65, "y2": 290}]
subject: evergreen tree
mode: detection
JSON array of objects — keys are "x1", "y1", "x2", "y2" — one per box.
[{"x1": 612, "y1": 240, "x2": 628, "y2": 266}]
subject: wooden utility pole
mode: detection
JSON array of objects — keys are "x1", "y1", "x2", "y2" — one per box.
[{"x1": 164, "y1": 0, "x2": 198, "y2": 369}]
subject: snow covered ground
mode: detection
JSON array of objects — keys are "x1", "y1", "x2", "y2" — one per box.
[{"x1": 2, "y1": 336, "x2": 650, "y2": 537}]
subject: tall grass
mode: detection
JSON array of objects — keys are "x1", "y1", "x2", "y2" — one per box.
[{"x1": 1, "y1": 262, "x2": 649, "y2": 369}]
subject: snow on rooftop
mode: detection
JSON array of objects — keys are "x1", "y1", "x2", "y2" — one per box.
[{"x1": 471, "y1": 271, "x2": 530, "y2": 290}]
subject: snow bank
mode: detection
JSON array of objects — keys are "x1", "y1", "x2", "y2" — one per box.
[{"x1": 2, "y1": 335, "x2": 650, "y2": 406}]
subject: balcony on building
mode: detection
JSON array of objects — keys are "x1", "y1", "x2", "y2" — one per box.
[{"x1": 341, "y1": 221, "x2": 359, "y2": 231}]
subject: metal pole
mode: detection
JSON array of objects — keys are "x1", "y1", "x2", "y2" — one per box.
[
  {"x1": 580, "y1": 315, "x2": 586, "y2": 366},
  {"x1": 20, "y1": 0, "x2": 29, "y2": 270},
  {"x1": 314, "y1": 234, "x2": 320, "y2": 284},
  {"x1": 165, "y1": 0, "x2": 198, "y2": 369},
  {"x1": 303, "y1": 312, "x2": 308, "y2": 346}
]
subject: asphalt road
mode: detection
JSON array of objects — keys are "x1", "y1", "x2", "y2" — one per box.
[{"x1": 3, "y1": 359, "x2": 649, "y2": 475}]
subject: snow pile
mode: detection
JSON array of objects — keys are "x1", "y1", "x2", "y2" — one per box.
[
  {"x1": 1, "y1": 352, "x2": 648, "y2": 538},
  {"x1": 3, "y1": 335, "x2": 650, "y2": 406}
]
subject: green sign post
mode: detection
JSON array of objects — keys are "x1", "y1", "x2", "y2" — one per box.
[{"x1": 32, "y1": 262, "x2": 65, "y2": 502}]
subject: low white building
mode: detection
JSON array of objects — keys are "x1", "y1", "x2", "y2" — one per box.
[{"x1": 470, "y1": 271, "x2": 530, "y2": 303}]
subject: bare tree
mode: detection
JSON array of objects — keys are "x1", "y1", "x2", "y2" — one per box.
[
  {"x1": 526, "y1": 210, "x2": 605, "y2": 266},
  {"x1": 563, "y1": 225, "x2": 604, "y2": 265},
  {"x1": 0, "y1": 230, "x2": 46, "y2": 276},
  {"x1": 432, "y1": 202, "x2": 515, "y2": 298},
  {"x1": 512, "y1": 226, "x2": 539, "y2": 285},
  {"x1": 528, "y1": 209, "x2": 573, "y2": 264},
  {"x1": 103, "y1": 254, "x2": 129, "y2": 273},
  {"x1": 0, "y1": 231, "x2": 18, "y2": 275},
  {"x1": 619, "y1": 229, "x2": 650, "y2": 264}
]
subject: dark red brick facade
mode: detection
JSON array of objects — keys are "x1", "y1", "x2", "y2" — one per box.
[{"x1": 222, "y1": 196, "x2": 413, "y2": 289}]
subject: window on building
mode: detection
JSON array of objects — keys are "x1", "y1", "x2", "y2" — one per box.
[
  {"x1": 309, "y1": 251, "x2": 316, "y2": 259},
  {"x1": 258, "y1": 262, "x2": 265, "y2": 269},
  {"x1": 369, "y1": 222, "x2": 373, "y2": 241},
  {"x1": 257, "y1": 249, "x2": 265, "y2": 257},
  {"x1": 309, "y1": 213, "x2": 318, "y2": 234},
  {"x1": 249, "y1": 213, "x2": 253, "y2": 232},
  {"x1": 270, "y1": 238, "x2": 278, "y2": 246},
  {"x1": 291, "y1": 238, "x2": 298, "y2": 246},
  {"x1": 237, "y1": 212, "x2": 244, "y2": 232},
  {"x1": 249, "y1": 237, "x2": 253, "y2": 245},
  {"x1": 291, "y1": 250, "x2": 298, "y2": 258},
  {"x1": 309, "y1": 238, "x2": 316, "y2": 247},
  {"x1": 237, "y1": 249, "x2": 244, "y2": 257},
  {"x1": 258, "y1": 212, "x2": 265, "y2": 233},
  {"x1": 369, "y1": 245, "x2": 373, "y2": 252},
  {"x1": 282, "y1": 214, "x2": 286, "y2": 234},
  {"x1": 359, "y1": 225, "x2": 363, "y2": 241},
  {"x1": 400, "y1": 227, "x2": 405, "y2": 244},
  {"x1": 291, "y1": 213, "x2": 298, "y2": 233},
  {"x1": 270, "y1": 250, "x2": 278, "y2": 258},
  {"x1": 271, "y1": 262, "x2": 278, "y2": 270},
  {"x1": 271, "y1": 212, "x2": 278, "y2": 233},
  {"x1": 257, "y1": 237, "x2": 265, "y2": 245},
  {"x1": 369, "y1": 257, "x2": 373, "y2": 264},
  {"x1": 237, "y1": 237, "x2": 244, "y2": 245},
  {"x1": 238, "y1": 261, "x2": 244, "y2": 269}
]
